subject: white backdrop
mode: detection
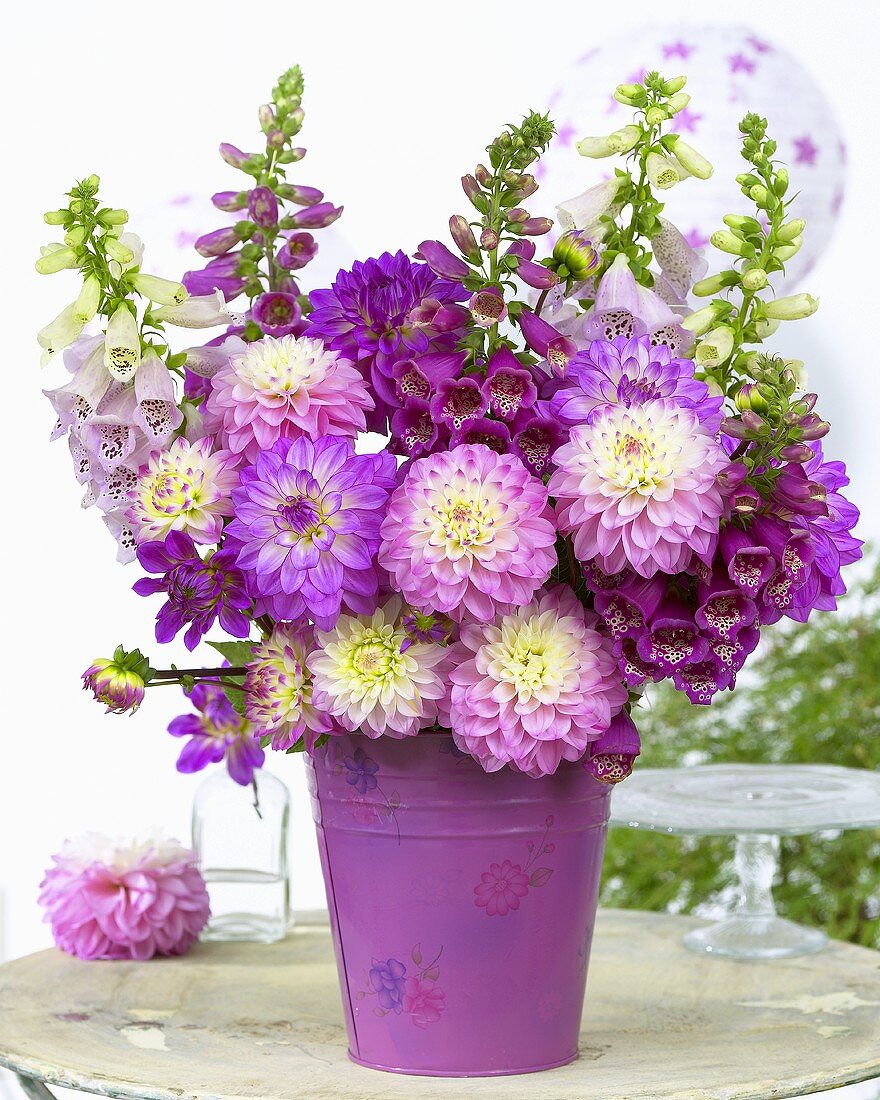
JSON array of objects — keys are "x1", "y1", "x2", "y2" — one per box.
[{"x1": 1, "y1": 0, "x2": 878, "y2": 963}]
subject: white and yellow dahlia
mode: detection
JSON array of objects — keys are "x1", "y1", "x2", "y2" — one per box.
[{"x1": 309, "y1": 598, "x2": 452, "y2": 739}]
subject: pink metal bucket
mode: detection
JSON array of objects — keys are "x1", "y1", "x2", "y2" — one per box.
[{"x1": 306, "y1": 732, "x2": 611, "y2": 1076}]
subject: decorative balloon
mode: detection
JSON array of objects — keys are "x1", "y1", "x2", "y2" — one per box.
[{"x1": 540, "y1": 25, "x2": 845, "y2": 290}]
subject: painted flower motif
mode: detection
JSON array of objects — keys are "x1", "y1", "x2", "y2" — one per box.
[
  {"x1": 474, "y1": 860, "x2": 530, "y2": 916},
  {"x1": 450, "y1": 585, "x2": 627, "y2": 777},
  {"x1": 310, "y1": 597, "x2": 452, "y2": 738},
  {"x1": 127, "y1": 437, "x2": 239, "y2": 547},
  {"x1": 205, "y1": 335, "x2": 373, "y2": 463},
  {"x1": 369, "y1": 957, "x2": 408, "y2": 1013},
  {"x1": 550, "y1": 399, "x2": 728, "y2": 578},
  {"x1": 168, "y1": 682, "x2": 264, "y2": 786},
  {"x1": 343, "y1": 747, "x2": 379, "y2": 794},
  {"x1": 379, "y1": 444, "x2": 557, "y2": 623},
  {"x1": 245, "y1": 624, "x2": 336, "y2": 751},
  {"x1": 227, "y1": 435, "x2": 397, "y2": 629},
  {"x1": 402, "y1": 977, "x2": 446, "y2": 1029}
]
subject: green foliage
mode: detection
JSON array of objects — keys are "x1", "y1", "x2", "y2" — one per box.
[
  {"x1": 205, "y1": 640, "x2": 255, "y2": 717},
  {"x1": 602, "y1": 553, "x2": 880, "y2": 947}
]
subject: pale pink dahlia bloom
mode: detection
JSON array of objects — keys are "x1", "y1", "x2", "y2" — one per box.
[
  {"x1": 127, "y1": 436, "x2": 239, "y2": 546},
  {"x1": 38, "y1": 832, "x2": 210, "y2": 961},
  {"x1": 449, "y1": 585, "x2": 627, "y2": 777},
  {"x1": 378, "y1": 444, "x2": 556, "y2": 622},
  {"x1": 310, "y1": 597, "x2": 453, "y2": 738},
  {"x1": 205, "y1": 334, "x2": 373, "y2": 463},
  {"x1": 549, "y1": 399, "x2": 727, "y2": 578}
]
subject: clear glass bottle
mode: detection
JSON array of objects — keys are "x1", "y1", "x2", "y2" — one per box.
[{"x1": 192, "y1": 770, "x2": 290, "y2": 943}]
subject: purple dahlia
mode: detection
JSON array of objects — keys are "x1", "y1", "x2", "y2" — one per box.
[
  {"x1": 227, "y1": 435, "x2": 397, "y2": 629},
  {"x1": 307, "y1": 251, "x2": 469, "y2": 431}
]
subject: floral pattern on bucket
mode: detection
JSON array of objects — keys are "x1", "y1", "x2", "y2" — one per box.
[
  {"x1": 360, "y1": 943, "x2": 445, "y2": 1028},
  {"x1": 474, "y1": 815, "x2": 555, "y2": 916},
  {"x1": 330, "y1": 744, "x2": 401, "y2": 842}
]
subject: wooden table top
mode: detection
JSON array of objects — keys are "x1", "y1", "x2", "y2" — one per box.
[{"x1": 1, "y1": 909, "x2": 878, "y2": 1100}]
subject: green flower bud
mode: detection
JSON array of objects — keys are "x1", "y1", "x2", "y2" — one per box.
[
  {"x1": 742, "y1": 268, "x2": 768, "y2": 291},
  {"x1": 774, "y1": 168, "x2": 789, "y2": 195},
  {"x1": 710, "y1": 230, "x2": 748, "y2": 256},
  {"x1": 73, "y1": 275, "x2": 101, "y2": 325},
  {"x1": 778, "y1": 218, "x2": 806, "y2": 242},
  {"x1": 753, "y1": 317, "x2": 780, "y2": 339},
  {"x1": 682, "y1": 303, "x2": 727, "y2": 336},
  {"x1": 735, "y1": 382, "x2": 769, "y2": 415},
  {"x1": 695, "y1": 326, "x2": 735, "y2": 368},
  {"x1": 576, "y1": 135, "x2": 616, "y2": 159},
  {"x1": 667, "y1": 92, "x2": 691, "y2": 116},
  {"x1": 64, "y1": 226, "x2": 87, "y2": 248},
  {"x1": 129, "y1": 273, "x2": 188, "y2": 307},
  {"x1": 672, "y1": 140, "x2": 713, "y2": 180},
  {"x1": 646, "y1": 151, "x2": 680, "y2": 190},
  {"x1": 35, "y1": 245, "x2": 78, "y2": 275},
  {"x1": 104, "y1": 303, "x2": 141, "y2": 382},
  {"x1": 81, "y1": 173, "x2": 101, "y2": 194},
  {"x1": 105, "y1": 237, "x2": 134, "y2": 265},
  {"x1": 37, "y1": 302, "x2": 86, "y2": 366},
  {"x1": 749, "y1": 184, "x2": 770, "y2": 206},
  {"x1": 43, "y1": 209, "x2": 68, "y2": 226},
  {"x1": 662, "y1": 75, "x2": 688, "y2": 95},
  {"x1": 607, "y1": 125, "x2": 641, "y2": 154},
  {"x1": 692, "y1": 272, "x2": 738, "y2": 297},
  {"x1": 614, "y1": 83, "x2": 645, "y2": 106},
  {"x1": 764, "y1": 294, "x2": 819, "y2": 321},
  {"x1": 99, "y1": 208, "x2": 129, "y2": 227},
  {"x1": 645, "y1": 106, "x2": 668, "y2": 126},
  {"x1": 774, "y1": 237, "x2": 803, "y2": 262}
]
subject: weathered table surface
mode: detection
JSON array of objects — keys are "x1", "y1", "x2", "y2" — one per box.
[{"x1": 1, "y1": 909, "x2": 878, "y2": 1100}]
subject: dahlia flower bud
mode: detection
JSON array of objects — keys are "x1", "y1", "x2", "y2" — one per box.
[
  {"x1": 576, "y1": 134, "x2": 616, "y2": 159},
  {"x1": 104, "y1": 303, "x2": 141, "y2": 381},
  {"x1": 764, "y1": 294, "x2": 819, "y2": 321},
  {"x1": 82, "y1": 647, "x2": 153, "y2": 715},
  {"x1": 552, "y1": 230, "x2": 599, "y2": 280},
  {"x1": 646, "y1": 152, "x2": 681, "y2": 190},
  {"x1": 585, "y1": 711, "x2": 641, "y2": 784},
  {"x1": 672, "y1": 140, "x2": 714, "y2": 180},
  {"x1": 130, "y1": 273, "x2": 188, "y2": 307}
]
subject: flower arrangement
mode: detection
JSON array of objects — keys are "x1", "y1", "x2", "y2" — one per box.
[{"x1": 40, "y1": 67, "x2": 861, "y2": 788}]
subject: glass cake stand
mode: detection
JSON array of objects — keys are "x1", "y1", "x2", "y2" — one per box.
[{"x1": 610, "y1": 763, "x2": 880, "y2": 960}]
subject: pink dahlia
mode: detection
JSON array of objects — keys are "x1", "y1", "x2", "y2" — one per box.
[
  {"x1": 549, "y1": 399, "x2": 728, "y2": 578},
  {"x1": 38, "y1": 833, "x2": 210, "y2": 961},
  {"x1": 378, "y1": 444, "x2": 556, "y2": 622},
  {"x1": 205, "y1": 334, "x2": 373, "y2": 464},
  {"x1": 448, "y1": 585, "x2": 627, "y2": 777}
]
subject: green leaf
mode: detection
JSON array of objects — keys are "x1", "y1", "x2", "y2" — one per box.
[
  {"x1": 207, "y1": 640, "x2": 256, "y2": 666},
  {"x1": 530, "y1": 868, "x2": 554, "y2": 887}
]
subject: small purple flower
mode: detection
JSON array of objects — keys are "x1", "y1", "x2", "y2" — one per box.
[
  {"x1": 390, "y1": 399, "x2": 443, "y2": 459},
  {"x1": 431, "y1": 377, "x2": 487, "y2": 430},
  {"x1": 450, "y1": 416, "x2": 511, "y2": 454},
  {"x1": 481, "y1": 346, "x2": 537, "y2": 421},
  {"x1": 515, "y1": 258, "x2": 559, "y2": 290},
  {"x1": 247, "y1": 186, "x2": 279, "y2": 227},
  {"x1": 511, "y1": 407, "x2": 565, "y2": 477},
  {"x1": 416, "y1": 239, "x2": 470, "y2": 280},
  {"x1": 469, "y1": 286, "x2": 507, "y2": 327},
  {"x1": 169, "y1": 682, "x2": 264, "y2": 786},
  {"x1": 194, "y1": 227, "x2": 240, "y2": 258},
  {"x1": 343, "y1": 747, "x2": 379, "y2": 795},
  {"x1": 133, "y1": 531, "x2": 251, "y2": 652},
  {"x1": 585, "y1": 710, "x2": 641, "y2": 784},
  {"x1": 251, "y1": 292, "x2": 302, "y2": 336},
  {"x1": 635, "y1": 598, "x2": 710, "y2": 675},
  {"x1": 518, "y1": 308, "x2": 577, "y2": 377},
  {"x1": 369, "y1": 957, "x2": 407, "y2": 1013},
  {"x1": 289, "y1": 202, "x2": 342, "y2": 229},
  {"x1": 277, "y1": 232, "x2": 317, "y2": 271},
  {"x1": 183, "y1": 254, "x2": 246, "y2": 301}
]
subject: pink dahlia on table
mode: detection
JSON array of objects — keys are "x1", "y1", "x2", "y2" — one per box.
[
  {"x1": 245, "y1": 623, "x2": 336, "y2": 751},
  {"x1": 310, "y1": 597, "x2": 453, "y2": 738},
  {"x1": 550, "y1": 400, "x2": 728, "y2": 578},
  {"x1": 448, "y1": 585, "x2": 627, "y2": 777},
  {"x1": 378, "y1": 443, "x2": 557, "y2": 622},
  {"x1": 205, "y1": 335, "x2": 373, "y2": 464},
  {"x1": 227, "y1": 435, "x2": 397, "y2": 628},
  {"x1": 38, "y1": 832, "x2": 210, "y2": 961}
]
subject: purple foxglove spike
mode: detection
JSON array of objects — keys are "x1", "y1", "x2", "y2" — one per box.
[
  {"x1": 392, "y1": 359, "x2": 431, "y2": 403},
  {"x1": 594, "y1": 590, "x2": 648, "y2": 641},
  {"x1": 717, "y1": 461, "x2": 749, "y2": 490},
  {"x1": 633, "y1": 282, "x2": 679, "y2": 329},
  {"x1": 585, "y1": 710, "x2": 641, "y2": 785},
  {"x1": 277, "y1": 231, "x2": 317, "y2": 271},
  {"x1": 430, "y1": 377, "x2": 487, "y2": 430},
  {"x1": 516, "y1": 217, "x2": 554, "y2": 236},
  {"x1": 194, "y1": 226, "x2": 240, "y2": 258},
  {"x1": 482, "y1": 348, "x2": 537, "y2": 421},
  {"x1": 212, "y1": 190, "x2": 247, "y2": 212},
  {"x1": 695, "y1": 573, "x2": 758, "y2": 641},
  {"x1": 672, "y1": 660, "x2": 728, "y2": 705},
  {"x1": 247, "y1": 186, "x2": 279, "y2": 228},
  {"x1": 719, "y1": 526, "x2": 776, "y2": 596},
  {"x1": 390, "y1": 398, "x2": 442, "y2": 459},
  {"x1": 651, "y1": 217, "x2": 709, "y2": 302},
  {"x1": 415, "y1": 239, "x2": 471, "y2": 280},
  {"x1": 449, "y1": 416, "x2": 512, "y2": 455},
  {"x1": 469, "y1": 286, "x2": 507, "y2": 328},
  {"x1": 449, "y1": 215, "x2": 479, "y2": 259},
  {"x1": 504, "y1": 239, "x2": 536, "y2": 261},
  {"x1": 290, "y1": 202, "x2": 343, "y2": 229},
  {"x1": 219, "y1": 143, "x2": 252, "y2": 169}
]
